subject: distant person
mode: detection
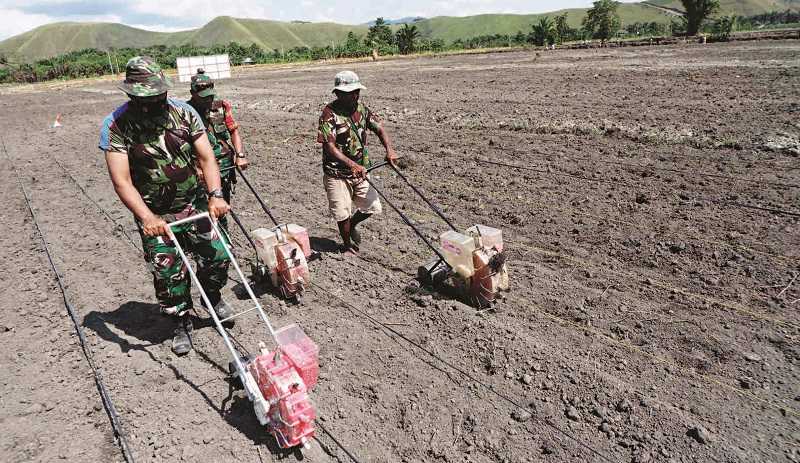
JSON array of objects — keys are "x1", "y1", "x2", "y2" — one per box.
[
  {"x1": 187, "y1": 68, "x2": 248, "y2": 231},
  {"x1": 317, "y1": 71, "x2": 397, "y2": 255},
  {"x1": 99, "y1": 56, "x2": 234, "y2": 355}
]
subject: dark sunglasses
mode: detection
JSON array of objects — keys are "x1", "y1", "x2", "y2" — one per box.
[{"x1": 130, "y1": 93, "x2": 167, "y2": 104}]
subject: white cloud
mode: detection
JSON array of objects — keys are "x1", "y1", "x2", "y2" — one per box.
[
  {"x1": 0, "y1": 8, "x2": 56, "y2": 39},
  {"x1": 0, "y1": 0, "x2": 645, "y2": 41}
]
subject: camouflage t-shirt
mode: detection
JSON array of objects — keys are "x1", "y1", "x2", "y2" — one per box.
[
  {"x1": 187, "y1": 99, "x2": 235, "y2": 175},
  {"x1": 317, "y1": 101, "x2": 382, "y2": 178},
  {"x1": 99, "y1": 98, "x2": 206, "y2": 216}
]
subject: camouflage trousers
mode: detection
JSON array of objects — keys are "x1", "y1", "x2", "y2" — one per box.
[
  {"x1": 139, "y1": 203, "x2": 230, "y2": 317},
  {"x1": 219, "y1": 169, "x2": 235, "y2": 232}
]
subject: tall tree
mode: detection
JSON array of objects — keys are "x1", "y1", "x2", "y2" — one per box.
[
  {"x1": 582, "y1": 0, "x2": 622, "y2": 42},
  {"x1": 530, "y1": 17, "x2": 555, "y2": 46},
  {"x1": 396, "y1": 24, "x2": 420, "y2": 54},
  {"x1": 553, "y1": 13, "x2": 571, "y2": 43},
  {"x1": 366, "y1": 17, "x2": 394, "y2": 46},
  {"x1": 680, "y1": 0, "x2": 720, "y2": 36}
]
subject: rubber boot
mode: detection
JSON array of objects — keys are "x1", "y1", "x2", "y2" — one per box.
[{"x1": 172, "y1": 315, "x2": 193, "y2": 356}]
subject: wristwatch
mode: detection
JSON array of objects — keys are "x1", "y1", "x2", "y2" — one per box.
[{"x1": 207, "y1": 188, "x2": 224, "y2": 199}]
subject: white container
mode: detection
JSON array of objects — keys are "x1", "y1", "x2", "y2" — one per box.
[
  {"x1": 251, "y1": 228, "x2": 278, "y2": 271},
  {"x1": 284, "y1": 224, "x2": 311, "y2": 258},
  {"x1": 440, "y1": 230, "x2": 475, "y2": 278},
  {"x1": 466, "y1": 224, "x2": 503, "y2": 252}
]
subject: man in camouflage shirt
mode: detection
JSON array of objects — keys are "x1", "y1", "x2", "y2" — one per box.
[
  {"x1": 317, "y1": 71, "x2": 398, "y2": 255},
  {"x1": 99, "y1": 56, "x2": 234, "y2": 355},
  {"x1": 187, "y1": 69, "x2": 248, "y2": 232}
]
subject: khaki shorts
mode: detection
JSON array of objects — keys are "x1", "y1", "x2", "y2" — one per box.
[{"x1": 324, "y1": 174, "x2": 382, "y2": 222}]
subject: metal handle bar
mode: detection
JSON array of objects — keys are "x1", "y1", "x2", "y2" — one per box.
[
  {"x1": 166, "y1": 212, "x2": 277, "y2": 341},
  {"x1": 366, "y1": 160, "x2": 390, "y2": 173},
  {"x1": 228, "y1": 210, "x2": 262, "y2": 266},
  {"x1": 365, "y1": 160, "x2": 457, "y2": 231},
  {"x1": 233, "y1": 165, "x2": 280, "y2": 227},
  {"x1": 362, "y1": 176, "x2": 451, "y2": 267}
]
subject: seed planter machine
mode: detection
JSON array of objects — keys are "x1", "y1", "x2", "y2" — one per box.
[
  {"x1": 365, "y1": 161, "x2": 509, "y2": 308},
  {"x1": 167, "y1": 212, "x2": 319, "y2": 449},
  {"x1": 224, "y1": 165, "x2": 319, "y2": 303}
]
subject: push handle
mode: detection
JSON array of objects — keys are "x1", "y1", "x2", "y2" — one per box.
[
  {"x1": 362, "y1": 177, "x2": 450, "y2": 268},
  {"x1": 366, "y1": 158, "x2": 457, "y2": 231},
  {"x1": 234, "y1": 165, "x2": 280, "y2": 226},
  {"x1": 165, "y1": 212, "x2": 277, "y2": 342}
]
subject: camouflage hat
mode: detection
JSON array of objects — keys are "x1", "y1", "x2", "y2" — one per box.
[
  {"x1": 190, "y1": 69, "x2": 216, "y2": 98},
  {"x1": 333, "y1": 70, "x2": 366, "y2": 93},
  {"x1": 118, "y1": 56, "x2": 172, "y2": 97}
]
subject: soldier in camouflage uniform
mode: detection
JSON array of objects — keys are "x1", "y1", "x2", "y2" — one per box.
[
  {"x1": 99, "y1": 56, "x2": 235, "y2": 355},
  {"x1": 317, "y1": 71, "x2": 398, "y2": 255},
  {"x1": 187, "y1": 69, "x2": 248, "y2": 229}
]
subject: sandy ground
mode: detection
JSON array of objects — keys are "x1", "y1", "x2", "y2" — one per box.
[{"x1": 0, "y1": 40, "x2": 798, "y2": 463}]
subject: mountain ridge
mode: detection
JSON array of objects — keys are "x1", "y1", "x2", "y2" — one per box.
[{"x1": 2, "y1": 0, "x2": 798, "y2": 61}]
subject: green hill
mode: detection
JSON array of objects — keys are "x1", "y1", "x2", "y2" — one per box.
[
  {"x1": 165, "y1": 16, "x2": 369, "y2": 51},
  {"x1": 411, "y1": 4, "x2": 671, "y2": 43},
  {"x1": 2, "y1": 0, "x2": 798, "y2": 62},
  {"x1": 0, "y1": 22, "x2": 191, "y2": 63},
  {"x1": 647, "y1": 0, "x2": 799, "y2": 16}
]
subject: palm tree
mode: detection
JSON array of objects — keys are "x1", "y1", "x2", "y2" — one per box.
[
  {"x1": 396, "y1": 24, "x2": 420, "y2": 54},
  {"x1": 530, "y1": 17, "x2": 555, "y2": 46},
  {"x1": 680, "y1": 0, "x2": 720, "y2": 36}
]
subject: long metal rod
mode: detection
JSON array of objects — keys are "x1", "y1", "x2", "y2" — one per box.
[
  {"x1": 235, "y1": 166, "x2": 279, "y2": 226},
  {"x1": 389, "y1": 164, "x2": 458, "y2": 231},
  {"x1": 166, "y1": 212, "x2": 277, "y2": 344},
  {"x1": 362, "y1": 176, "x2": 450, "y2": 266},
  {"x1": 366, "y1": 160, "x2": 390, "y2": 173},
  {"x1": 228, "y1": 210, "x2": 261, "y2": 263},
  {"x1": 367, "y1": 160, "x2": 457, "y2": 231}
]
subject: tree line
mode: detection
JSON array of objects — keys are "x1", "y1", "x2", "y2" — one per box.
[{"x1": 1, "y1": 1, "x2": 797, "y2": 84}]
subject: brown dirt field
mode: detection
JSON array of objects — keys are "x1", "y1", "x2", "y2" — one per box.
[{"x1": 0, "y1": 40, "x2": 798, "y2": 463}]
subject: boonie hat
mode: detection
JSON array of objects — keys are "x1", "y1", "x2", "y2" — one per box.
[
  {"x1": 190, "y1": 68, "x2": 216, "y2": 98},
  {"x1": 118, "y1": 56, "x2": 172, "y2": 97},
  {"x1": 333, "y1": 70, "x2": 366, "y2": 93}
]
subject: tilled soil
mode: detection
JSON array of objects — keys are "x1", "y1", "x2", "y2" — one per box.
[{"x1": 0, "y1": 40, "x2": 798, "y2": 463}]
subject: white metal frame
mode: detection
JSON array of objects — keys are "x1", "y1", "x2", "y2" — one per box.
[
  {"x1": 176, "y1": 54, "x2": 231, "y2": 83},
  {"x1": 166, "y1": 212, "x2": 274, "y2": 424}
]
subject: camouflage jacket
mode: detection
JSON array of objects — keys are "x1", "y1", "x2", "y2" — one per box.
[
  {"x1": 99, "y1": 98, "x2": 206, "y2": 216},
  {"x1": 317, "y1": 101, "x2": 382, "y2": 178},
  {"x1": 188, "y1": 99, "x2": 238, "y2": 174}
]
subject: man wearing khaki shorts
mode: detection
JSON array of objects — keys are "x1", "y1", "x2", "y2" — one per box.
[{"x1": 317, "y1": 71, "x2": 398, "y2": 255}]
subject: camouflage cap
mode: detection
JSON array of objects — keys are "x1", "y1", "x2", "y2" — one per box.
[
  {"x1": 333, "y1": 70, "x2": 366, "y2": 93},
  {"x1": 118, "y1": 56, "x2": 172, "y2": 97},
  {"x1": 190, "y1": 69, "x2": 216, "y2": 98}
]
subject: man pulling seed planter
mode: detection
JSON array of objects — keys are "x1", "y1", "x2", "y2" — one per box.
[
  {"x1": 317, "y1": 70, "x2": 398, "y2": 256},
  {"x1": 99, "y1": 56, "x2": 234, "y2": 355}
]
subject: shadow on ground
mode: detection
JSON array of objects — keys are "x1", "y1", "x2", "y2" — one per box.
[{"x1": 82, "y1": 301, "x2": 300, "y2": 455}]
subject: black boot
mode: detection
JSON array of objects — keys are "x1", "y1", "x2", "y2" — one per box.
[{"x1": 172, "y1": 315, "x2": 193, "y2": 355}]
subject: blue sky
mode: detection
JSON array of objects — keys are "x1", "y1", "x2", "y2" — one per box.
[{"x1": 0, "y1": 0, "x2": 640, "y2": 40}]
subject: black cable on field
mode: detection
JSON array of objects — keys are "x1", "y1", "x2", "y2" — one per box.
[
  {"x1": 51, "y1": 156, "x2": 141, "y2": 251},
  {"x1": 410, "y1": 142, "x2": 800, "y2": 190},
  {"x1": 475, "y1": 157, "x2": 636, "y2": 188},
  {"x1": 309, "y1": 281, "x2": 618, "y2": 463},
  {"x1": 314, "y1": 420, "x2": 364, "y2": 463},
  {"x1": 730, "y1": 202, "x2": 800, "y2": 218},
  {"x1": 591, "y1": 157, "x2": 800, "y2": 189},
  {"x1": 1, "y1": 136, "x2": 135, "y2": 463},
  {"x1": 474, "y1": 156, "x2": 800, "y2": 190}
]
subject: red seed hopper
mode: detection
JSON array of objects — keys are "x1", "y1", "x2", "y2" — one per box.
[{"x1": 166, "y1": 212, "x2": 318, "y2": 450}]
